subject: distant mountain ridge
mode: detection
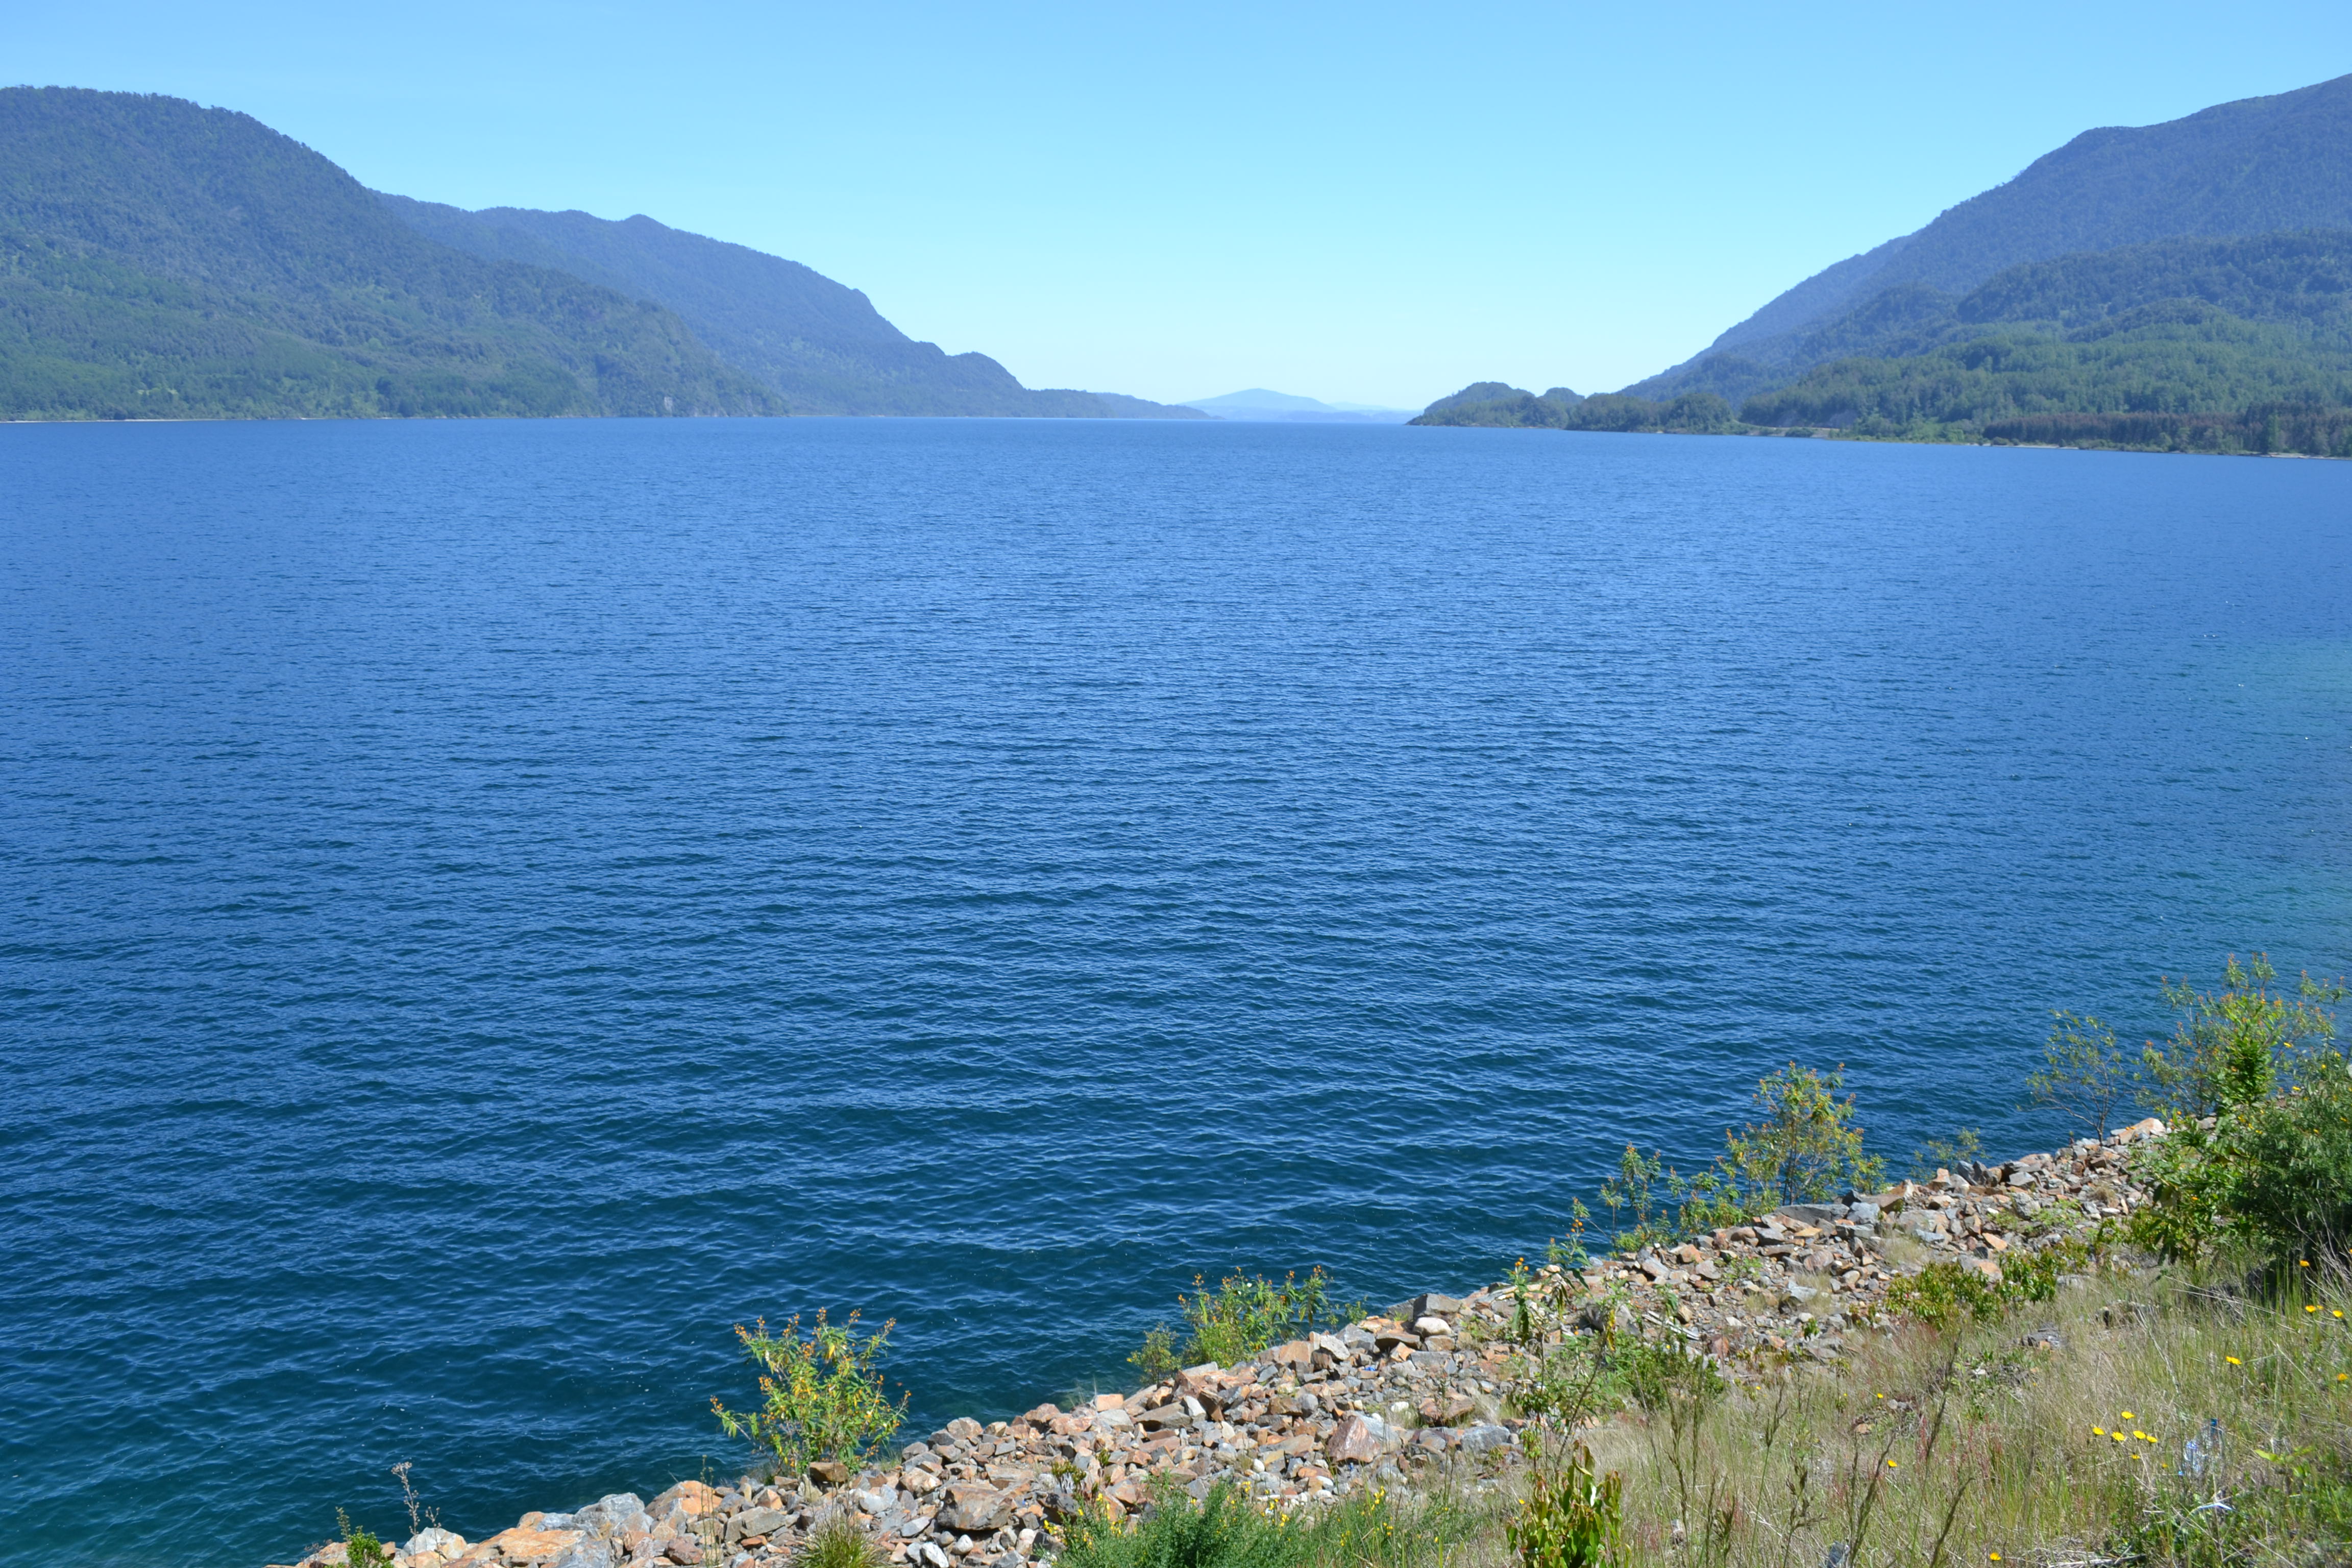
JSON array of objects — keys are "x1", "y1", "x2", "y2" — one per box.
[
  {"x1": 0, "y1": 87, "x2": 775, "y2": 420},
  {"x1": 1180, "y1": 387, "x2": 1414, "y2": 422},
  {"x1": 1630, "y1": 72, "x2": 2352, "y2": 402},
  {"x1": 379, "y1": 198, "x2": 1199, "y2": 419},
  {"x1": 1419, "y1": 72, "x2": 2352, "y2": 457},
  {"x1": 0, "y1": 86, "x2": 1197, "y2": 422}
]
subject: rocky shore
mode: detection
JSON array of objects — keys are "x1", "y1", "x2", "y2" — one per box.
[{"x1": 280, "y1": 1119, "x2": 2166, "y2": 1568}]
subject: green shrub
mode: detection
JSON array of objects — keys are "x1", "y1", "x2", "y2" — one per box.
[
  {"x1": 1598, "y1": 1065, "x2": 1883, "y2": 1251},
  {"x1": 1058, "y1": 1479, "x2": 1497, "y2": 1568},
  {"x1": 335, "y1": 1511, "x2": 395, "y2": 1568},
  {"x1": 711, "y1": 1310, "x2": 908, "y2": 1480},
  {"x1": 2140, "y1": 952, "x2": 2343, "y2": 1121},
  {"x1": 1883, "y1": 1241, "x2": 2090, "y2": 1329},
  {"x1": 2124, "y1": 955, "x2": 2352, "y2": 1273},
  {"x1": 1131, "y1": 1269, "x2": 1337, "y2": 1376},
  {"x1": 800, "y1": 1517, "x2": 887, "y2": 1568},
  {"x1": 1507, "y1": 1437, "x2": 1624, "y2": 1568},
  {"x1": 1056, "y1": 1481, "x2": 1302, "y2": 1568}
]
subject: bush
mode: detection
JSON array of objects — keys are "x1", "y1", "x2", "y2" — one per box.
[
  {"x1": 1057, "y1": 1479, "x2": 1495, "y2": 1568},
  {"x1": 711, "y1": 1310, "x2": 908, "y2": 1480},
  {"x1": 335, "y1": 1512, "x2": 395, "y2": 1568},
  {"x1": 1598, "y1": 1065, "x2": 1883, "y2": 1250},
  {"x1": 2125, "y1": 955, "x2": 2352, "y2": 1272},
  {"x1": 799, "y1": 1516, "x2": 887, "y2": 1568},
  {"x1": 1882, "y1": 1241, "x2": 2090, "y2": 1330},
  {"x1": 1131, "y1": 1269, "x2": 1339, "y2": 1377},
  {"x1": 1507, "y1": 1438, "x2": 1624, "y2": 1568}
]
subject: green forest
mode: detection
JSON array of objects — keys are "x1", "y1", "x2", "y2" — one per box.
[
  {"x1": 0, "y1": 88, "x2": 777, "y2": 420},
  {"x1": 0, "y1": 86, "x2": 1195, "y2": 422},
  {"x1": 1419, "y1": 228, "x2": 2352, "y2": 456}
]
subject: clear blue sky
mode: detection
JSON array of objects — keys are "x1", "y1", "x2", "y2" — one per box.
[{"x1": 12, "y1": 2, "x2": 2352, "y2": 407}]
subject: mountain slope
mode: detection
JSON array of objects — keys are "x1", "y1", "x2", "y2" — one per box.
[
  {"x1": 378, "y1": 198, "x2": 1201, "y2": 418},
  {"x1": 1633, "y1": 72, "x2": 2352, "y2": 399},
  {"x1": 1732, "y1": 228, "x2": 2352, "y2": 444},
  {"x1": 0, "y1": 88, "x2": 776, "y2": 420}
]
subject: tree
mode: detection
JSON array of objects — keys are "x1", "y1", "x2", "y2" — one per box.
[{"x1": 2027, "y1": 1010, "x2": 2134, "y2": 1139}]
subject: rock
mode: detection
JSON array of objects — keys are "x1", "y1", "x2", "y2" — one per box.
[
  {"x1": 1774, "y1": 1204, "x2": 1843, "y2": 1227},
  {"x1": 402, "y1": 1530, "x2": 467, "y2": 1559},
  {"x1": 573, "y1": 1496, "x2": 647, "y2": 1539},
  {"x1": 663, "y1": 1543, "x2": 702, "y2": 1565},
  {"x1": 1457, "y1": 1423, "x2": 1513, "y2": 1455},
  {"x1": 915, "y1": 1544, "x2": 952, "y2": 1568},
  {"x1": 1092, "y1": 1393, "x2": 1127, "y2": 1411},
  {"x1": 937, "y1": 1488, "x2": 1008, "y2": 1534},
  {"x1": 651, "y1": 1482, "x2": 720, "y2": 1520},
  {"x1": 1326, "y1": 1412, "x2": 1390, "y2": 1465},
  {"x1": 727, "y1": 1507, "x2": 791, "y2": 1543},
  {"x1": 1137, "y1": 1405, "x2": 1192, "y2": 1431},
  {"x1": 489, "y1": 1528, "x2": 585, "y2": 1561},
  {"x1": 808, "y1": 1460, "x2": 851, "y2": 1487},
  {"x1": 1407, "y1": 1293, "x2": 1463, "y2": 1319},
  {"x1": 1411, "y1": 1315, "x2": 1452, "y2": 1338},
  {"x1": 944, "y1": 1418, "x2": 984, "y2": 1443},
  {"x1": 553, "y1": 1540, "x2": 617, "y2": 1568},
  {"x1": 1269, "y1": 1339, "x2": 1314, "y2": 1370},
  {"x1": 2118, "y1": 1117, "x2": 2167, "y2": 1142}
]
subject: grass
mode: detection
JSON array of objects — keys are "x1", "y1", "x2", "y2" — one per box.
[
  {"x1": 1056, "y1": 1478, "x2": 1509, "y2": 1568},
  {"x1": 1058, "y1": 1263, "x2": 2351, "y2": 1568},
  {"x1": 1587, "y1": 1260, "x2": 2352, "y2": 1564}
]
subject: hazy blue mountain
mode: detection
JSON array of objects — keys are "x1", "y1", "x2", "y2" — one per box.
[
  {"x1": 0, "y1": 88, "x2": 777, "y2": 420},
  {"x1": 1631, "y1": 71, "x2": 2352, "y2": 400},
  {"x1": 1181, "y1": 387, "x2": 1414, "y2": 422},
  {"x1": 378, "y1": 197, "x2": 1202, "y2": 419}
]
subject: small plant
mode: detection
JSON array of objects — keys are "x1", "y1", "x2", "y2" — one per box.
[
  {"x1": 335, "y1": 1510, "x2": 396, "y2": 1568},
  {"x1": 2140, "y1": 952, "x2": 2344, "y2": 1120},
  {"x1": 1508, "y1": 1435, "x2": 1623, "y2": 1568},
  {"x1": 1131, "y1": 1268, "x2": 1338, "y2": 1374},
  {"x1": 2028, "y1": 1010, "x2": 2136, "y2": 1139},
  {"x1": 800, "y1": 1516, "x2": 886, "y2": 1568},
  {"x1": 2124, "y1": 955, "x2": 2352, "y2": 1271},
  {"x1": 1883, "y1": 1241, "x2": 2090, "y2": 1329},
  {"x1": 1907, "y1": 1127, "x2": 1983, "y2": 1184},
  {"x1": 1723, "y1": 1063, "x2": 1885, "y2": 1206},
  {"x1": 1128, "y1": 1324, "x2": 1181, "y2": 1383},
  {"x1": 712, "y1": 1310, "x2": 908, "y2": 1480},
  {"x1": 1612, "y1": 1339, "x2": 1724, "y2": 1413},
  {"x1": 1594, "y1": 1065, "x2": 1883, "y2": 1251}
]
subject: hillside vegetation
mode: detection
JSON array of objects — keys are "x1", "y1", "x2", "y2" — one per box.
[
  {"x1": 1424, "y1": 228, "x2": 2352, "y2": 456},
  {"x1": 378, "y1": 198, "x2": 1201, "y2": 419},
  {"x1": 0, "y1": 88, "x2": 777, "y2": 420},
  {"x1": 1633, "y1": 71, "x2": 2352, "y2": 401}
]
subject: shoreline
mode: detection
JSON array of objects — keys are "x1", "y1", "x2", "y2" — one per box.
[{"x1": 279, "y1": 1117, "x2": 2168, "y2": 1568}]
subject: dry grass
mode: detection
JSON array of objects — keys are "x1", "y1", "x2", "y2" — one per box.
[{"x1": 1566, "y1": 1261, "x2": 2352, "y2": 1566}]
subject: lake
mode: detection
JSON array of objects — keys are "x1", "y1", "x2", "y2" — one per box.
[{"x1": 3, "y1": 418, "x2": 2346, "y2": 1566}]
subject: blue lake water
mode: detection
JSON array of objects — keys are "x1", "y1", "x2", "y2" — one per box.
[{"x1": 4, "y1": 418, "x2": 2348, "y2": 1566}]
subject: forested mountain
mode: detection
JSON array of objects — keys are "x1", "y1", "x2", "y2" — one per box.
[
  {"x1": 376, "y1": 198, "x2": 1199, "y2": 419},
  {"x1": 0, "y1": 88, "x2": 777, "y2": 419},
  {"x1": 1630, "y1": 72, "x2": 2352, "y2": 403},
  {"x1": 0, "y1": 86, "x2": 1195, "y2": 422},
  {"x1": 1423, "y1": 75, "x2": 2352, "y2": 456},
  {"x1": 1417, "y1": 229, "x2": 2352, "y2": 455}
]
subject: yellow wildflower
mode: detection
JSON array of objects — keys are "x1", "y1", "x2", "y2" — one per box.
[
  {"x1": 2225, "y1": 1356, "x2": 2242, "y2": 1365},
  {"x1": 2092, "y1": 1426, "x2": 2107, "y2": 1436},
  {"x1": 2120, "y1": 1411, "x2": 2134, "y2": 1419},
  {"x1": 1886, "y1": 1459, "x2": 1898, "y2": 1468}
]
